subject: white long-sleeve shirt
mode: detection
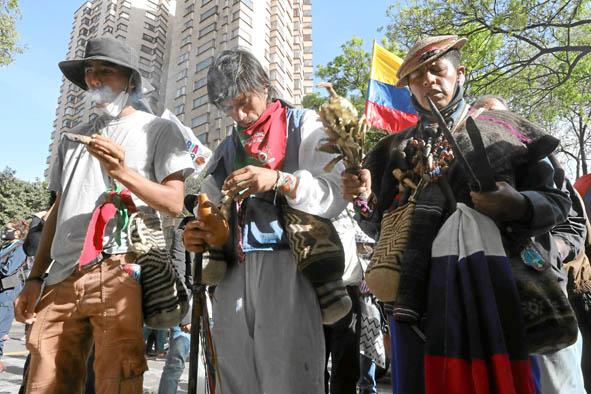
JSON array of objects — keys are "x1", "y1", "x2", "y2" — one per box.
[{"x1": 200, "y1": 109, "x2": 347, "y2": 219}]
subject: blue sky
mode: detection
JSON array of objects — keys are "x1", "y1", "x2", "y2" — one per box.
[{"x1": 0, "y1": 0, "x2": 392, "y2": 182}]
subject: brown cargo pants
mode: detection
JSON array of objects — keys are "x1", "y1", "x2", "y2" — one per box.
[{"x1": 25, "y1": 254, "x2": 147, "y2": 394}]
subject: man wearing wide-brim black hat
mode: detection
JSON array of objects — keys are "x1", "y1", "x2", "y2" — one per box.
[
  {"x1": 341, "y1": 35, "x2": 578, "y2": 393},
  {"x1": 14, "y1": 36, "x2": 194, "y2": 393}
]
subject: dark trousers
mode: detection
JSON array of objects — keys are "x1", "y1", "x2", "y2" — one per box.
[
  {"x1": 389, "y1": 317, "x2": 425, "y2": 394},
  {"x1": 324, "y1": 286, "x2": 361, "y2": 394}
]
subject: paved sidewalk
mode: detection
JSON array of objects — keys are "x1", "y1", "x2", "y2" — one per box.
[
  {"x1": 1, "y1": 321, "x2": 391, "y2": 394},
  {"x1": 0, "y1": 321, "x2": 198, "y2": 394}
]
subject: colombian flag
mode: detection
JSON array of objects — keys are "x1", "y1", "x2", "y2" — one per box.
[
  {"x1": 365, "y1": 41, "x2": 418, "y2": 133},
  {"x1": 574, "y1": 174, "x2": 591, "y2": 218}
]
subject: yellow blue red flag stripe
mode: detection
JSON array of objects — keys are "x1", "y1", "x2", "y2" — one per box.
[{"x1": 365, "y1": 41, "x2": 417, "y2": 132}]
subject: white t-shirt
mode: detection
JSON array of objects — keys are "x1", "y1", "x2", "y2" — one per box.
[{"x1": 47, "y1": 111, "x2": 194, "y2": 285}]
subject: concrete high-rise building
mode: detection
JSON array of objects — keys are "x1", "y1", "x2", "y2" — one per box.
[
  {"x1": 165, "y1": 0, "x2": 314, "y2": 148},
  {"x1": 47, "y1": 0, "x2": 177, "y2": 176},
  {"x1": 46, "y1": 0, "x2": 313, "y2": 176}
]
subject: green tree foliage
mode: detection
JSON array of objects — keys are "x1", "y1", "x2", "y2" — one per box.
[
  {"x1": 383, "y1": 0, "x2": 591, "y2": 100},
  {"x1": 314, "y1": 36, "x2": 403, "y2": 152},
  {"x1": 315, "y1": 36, "x2": 404, "y2": 114},
  {"x1": 538, "y1": 56, "x2": 591, "y2": 177},
  {"x1": 0, "y1": 0, "x2": 25, "y2": 66},
  {"x1": 0, "y1": 167, "x2": 51, "y2": 225},
  {"x1": 383, "y1": 0, "x2": 591, "y2": 173},
  {"x1": 315, "y1": 36, "x2": 372, "y2": 114},
  {"x1": 302, "y1": 93, "x2": 326, "y2": 112}
]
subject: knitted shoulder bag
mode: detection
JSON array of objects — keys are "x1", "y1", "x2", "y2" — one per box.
[
  {"x1": 365, "y1": 178, "x2": 426, "y2": 302},
  {"x1": 281, "y1": 205, "x2": 345, "y2": 283},
  {"x1": 128, "y1": 212, "x2": 189, "y2": 329}
]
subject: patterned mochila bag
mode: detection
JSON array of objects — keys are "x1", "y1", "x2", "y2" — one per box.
[
  {"x1": 281, "y1": 205, "x2": 344, "y2": 282},
  {"x1": 506, "y1": 238, "x2": 578, "y2": 355},
  {"x1": 359, "y1": 295, "x2": 386, "y2": 369},
  {"x1": 365, "y1": 179, "x2": 426, "y2": 302},
  {"x1": 281, "y1": 205, "x2": 352, "y2": 324},
  {"x1": 127, "y1": 212, "x2": 189, "y2": 329}
]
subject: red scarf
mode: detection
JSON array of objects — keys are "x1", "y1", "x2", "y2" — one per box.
[
  {"x1": 241, "y1": 100, "x2": 287, "y2": 170},
  {"x1": 79, "y1": 187, "x2": 137, "y2": 267}
]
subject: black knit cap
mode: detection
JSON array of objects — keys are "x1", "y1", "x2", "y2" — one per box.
[{"x1": 58, "y1": 36, "x2": 142, "y2": 92}]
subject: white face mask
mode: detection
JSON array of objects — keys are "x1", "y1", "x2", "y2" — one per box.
[
  {"x1": 99, "y1": 89, "x2": 130, "y2": 118},
  {"x1": 86, "y1": 80, "x2": 131, "y2": 118}
]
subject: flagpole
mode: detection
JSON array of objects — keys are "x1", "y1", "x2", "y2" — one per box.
[
  {"x1": 365, "y1": 39, "x2": 377, "y2": 120},
  {"x1": 188, "y1": 252, "x2": 203, "y2": 393}
]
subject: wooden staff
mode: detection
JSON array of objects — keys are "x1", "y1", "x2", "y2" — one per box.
[{"x1": 188, "y1": 252, "x2": 204, "y2": 393}]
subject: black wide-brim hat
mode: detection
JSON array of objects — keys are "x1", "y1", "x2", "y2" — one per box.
[{"x1": 58, "y1": 36, "x2": 143, "y2": 92}]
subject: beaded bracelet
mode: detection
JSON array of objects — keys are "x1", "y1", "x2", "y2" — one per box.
[
  {"x1": 354, "y1": 192, "x2": 376, "y2": 218},
  {"x1": 272, "y1": 171, "x2": 296, "y2": 195}
]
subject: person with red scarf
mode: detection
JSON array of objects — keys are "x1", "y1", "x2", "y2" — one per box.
[{"x1": 182, "y1": 48, "x2": 348, "y2": 393}]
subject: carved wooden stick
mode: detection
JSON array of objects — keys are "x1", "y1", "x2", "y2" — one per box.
[{"x1": 393, "y1": 168, "x2": 417, "y2": 190}]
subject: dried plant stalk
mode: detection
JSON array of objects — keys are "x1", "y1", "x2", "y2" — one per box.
[{"x1": 316, "y1": 82, "x2": 366, "y2": 170}]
